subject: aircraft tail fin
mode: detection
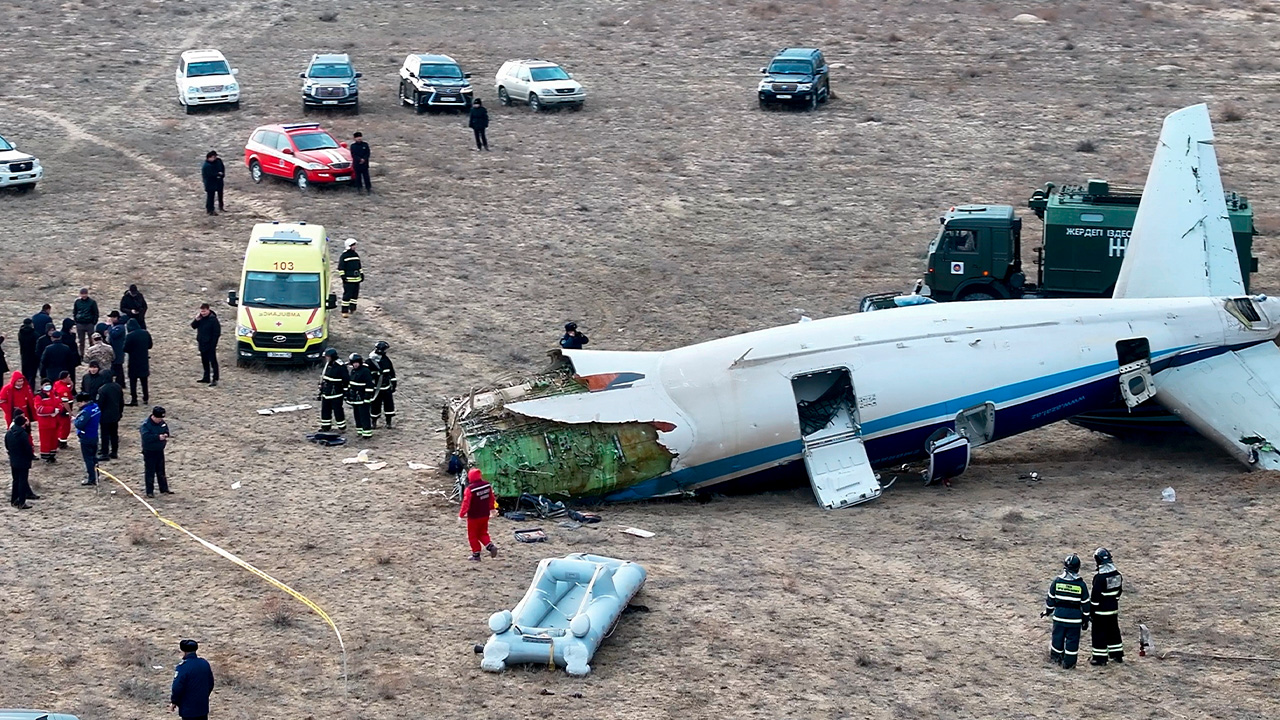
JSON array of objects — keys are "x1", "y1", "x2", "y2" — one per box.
[{"x1": 1113, "y1": 103, "x2": 1245, "y2": 299}]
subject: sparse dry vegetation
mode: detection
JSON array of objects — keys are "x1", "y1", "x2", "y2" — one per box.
[{"x1": 263, "y1": 597, "x2": 298, "y2": 628}]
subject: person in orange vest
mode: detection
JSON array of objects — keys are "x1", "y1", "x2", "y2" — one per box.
[
  {"x1": 34, "y1": 384, "x2": 63, "y2": 463},
  {"x1": 458, "y1": 468, "x2": 499, "y2": 562},
  {"x1": 52, "y1": 371, "x2": 75, "y2": 448}
]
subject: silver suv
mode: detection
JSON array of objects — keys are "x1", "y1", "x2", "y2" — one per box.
[
  {"x1": 494, "y1": 59, "x2": 585, "y2": 111},
  {"x1": 300, "y1": 53, "x2": 361, "y2": 113}
]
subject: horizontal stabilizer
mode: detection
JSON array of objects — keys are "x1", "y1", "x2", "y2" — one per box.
[
  {"x1": 1154, "y1": 343, "x2": 1280, "y2": 469},
  {"x1": 1113, "y1": 104, "x2": 1244, "y2": 299}
]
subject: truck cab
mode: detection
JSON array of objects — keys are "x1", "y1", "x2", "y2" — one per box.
[
  {"x1": 920, "y1": 179, "x2": 1257, "y2": 302},
  {"x1": 921, "y1": 205, "x2": 1023, "y2": 301},
  {"x1": 228, "y1": 222, "x2": 338, "y2": 366}
]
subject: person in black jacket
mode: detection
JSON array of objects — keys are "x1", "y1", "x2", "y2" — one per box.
[
  {"x1": 346, "y1": 353, "x2": 374, "y2": 438},
  {"x1": 31, "y1": 304, "x2": 53, "y2": 338},
  {"x1": 123, "y1": 318, "x2": 152, "y2": 406},
  {"x1": 191, "y1": 303, "x2": 221, "y2": 387},
  {"x1": 560, "y1": 321, "x2": 589, "y2": 350},
  {"x1": 18, "y1": 319, "x2": 38, "y2": 383},
  {"x1": 338, "y1": 238, "x2": 362, "y2": 317},
  {"x1": 368, "y1": 340, "x2": 397, "y2": 428},
  {"x1": 317, "y1": 348, "x2": 348, "y2": 432},
  {"x1": 1089, "y1": 547, "x2": 1125, "y2": 665},
  {"x1": 72, "y1": 288, "x2": 100, "y2": 356},
  {"x1": 1043, "y1": 553, "x2": 1091, "y2": 669},
  {"x1": 59, "y1": 318, "x2": 81, "y2": 380},
  {"x1": 170, "y1": 639, "x2": 215, "y2": 719},
  {"x1": 7, "y1": 412, "x2": 36, "y2": 509},
  {"x1": 350, "y1": 131, "x2": 371, "y2": 193},
  {"x1": 0, "y1": 335, "x2": 8, "y2": 387},
  {"x1": 96, "y1": 376, "x2": 123, "y2": 461},
  {"x1": 201, "y1": 150, "x2": 226, "y2": 215},
  {"x1": 468, "y1": 97, "x2": 489, "y2": 150},
  {"x1": 39, "y1": 331, "x2": 75, "y2": 387},
  {"x1": 106, "y1": 310, "x2": 128, "y2": 383},
  {"x1": 120, "y1": 286, "x2": 148, "y2": 329},
  {"x1": 80, "y1": 360, "x2": 108, "y2": 400},
  {"x1": 33, "y1": 325, "x2": 57, "y2": 374},
  {"x1": 139, "y1": 405, "x2": 170, "y2": 497}
]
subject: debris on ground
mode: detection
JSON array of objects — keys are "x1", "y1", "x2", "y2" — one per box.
[
  {"x1": 364, "y1": 461, "x2": 387, "y2": 471},
  {"x1": 620, "y1": 527, "x2": 655, "y2": 538},
  {"x1": 343, "y1": 449, "x2": 371, "y2": 464},
  {"x1": 257, "y1": 404, "x2": 314, "y2": 415},
  {"x1": 1162, "y1": 487, "x2": 1176, "y2": 502},
  {"x1": 407, "y1": 461, "x2": 431, "y2": 470},
  {"x1": 514, "y1": 528, "x2": 548, "y2": 543}
]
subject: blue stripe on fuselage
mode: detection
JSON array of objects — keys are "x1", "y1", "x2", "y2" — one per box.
[{"x1": 599, "y1": 341, "x2": 1261, "y2": 502}]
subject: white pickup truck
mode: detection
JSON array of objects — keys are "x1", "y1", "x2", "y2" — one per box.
[{"x1": 0, "y1": 133, "x2": 42, "y2": 190}]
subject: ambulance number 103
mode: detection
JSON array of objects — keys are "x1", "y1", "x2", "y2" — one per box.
[{"x1": 273, "y1": 261, "x2": 295, "y2": 270}]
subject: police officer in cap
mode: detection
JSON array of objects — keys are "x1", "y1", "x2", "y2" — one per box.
[
  {"x1": 170, "y1": 638, "x2": 215, "y2": 719},
  {"x1": 1089, "y1": 547, "x2": 1125, "y2": 665},
  {"x1": 560, "y1": 322, "x2": 589, "y2": 350},
  {"x1": 1043, "y1": 553, "x2": 1090, "y2": 668},
  {"x1": 317, "y1": 348, "x2": 348, "y2": 433}
]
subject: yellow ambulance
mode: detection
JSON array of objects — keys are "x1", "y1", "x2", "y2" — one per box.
[{"x1": 228, "y1": 222, "x2": 338, "y2": 366}]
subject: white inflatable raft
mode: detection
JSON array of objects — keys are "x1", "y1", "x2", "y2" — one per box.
[{"x1": 481, "y1": 553, "x2": 647, "y2": 676}]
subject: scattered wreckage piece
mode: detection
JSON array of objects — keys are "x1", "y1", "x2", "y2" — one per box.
[{"x1": 481, "y1": 553, "x2": 646, "y2": 676}]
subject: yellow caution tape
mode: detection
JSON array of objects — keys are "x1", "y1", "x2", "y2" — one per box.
[{"x1": 99, "y1": 468, "x2": 348, "y2": 690}]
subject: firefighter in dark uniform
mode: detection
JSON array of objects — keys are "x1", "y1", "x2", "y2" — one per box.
[
  {"x1": 338, "y1": 238, "x2": 363, "y2": 317},
  {"x1": 368, "y1": 340, "x2": 397, "y2": 428},
  {"x1": 347, "y1": 353, "x2": 375, "y2": 438},
  {"x1": 317, "y1": 348, "x2": 348, "y2": 432},
  {"x1": 1043, "y1": 553, "x2": 1090, "y2": 669},
  {"x1": 1089, "y1": 547, "x2": 1124, "y2": 665}
]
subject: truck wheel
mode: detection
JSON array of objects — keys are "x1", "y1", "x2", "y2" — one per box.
[
  {"x1": 961, "y1": 291, "x2": 997, "y2": 301},
  {"x1": 498, "y1": 87, "x2": 511, "y2": 105},
  {"x1": 249, "y1": 159, "x2": 263, "y2": 184}
]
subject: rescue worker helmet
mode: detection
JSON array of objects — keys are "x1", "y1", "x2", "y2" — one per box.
[
  {"x1": 323, "y1": 348, "x2": 339, "y2": 359},
  {"x1": 349, "y1": 353, "x2": 363, "y2": 364},
  {"x1": 1094, "y1": 547, "x2": 1113, "y2": 566},
  {"x1": 1063, "y1": 553, "x2": 1082, "y2": 574},
  {"x1": 374, "y1": 341, "x2": 390, "y2": 353}
]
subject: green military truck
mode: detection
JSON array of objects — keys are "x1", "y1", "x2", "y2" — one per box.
[{"x1": 918, "y1": 180, "x2": 1257, "y2": 301}]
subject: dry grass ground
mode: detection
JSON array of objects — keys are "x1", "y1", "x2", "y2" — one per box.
[{"x1": 2, "y1": 1, "x2": 1280, "y2": 718}]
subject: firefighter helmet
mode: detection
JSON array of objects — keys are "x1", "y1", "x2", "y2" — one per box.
[
  {"x1": 1063, "y1": 553, "x2": 1082, "y2": 574},
  {"x1": 349, "y1": 353, "x2": 363, "y2": 364},
  {"x1": 374, "y1": 340, "x2": 390, "y2": 353},
  {"x1": 1094, "y1": 547, "x2": 1113, "y2": 567},
  {"x1": 323, "y1": 348, "x2": 338, "y2": 359}
]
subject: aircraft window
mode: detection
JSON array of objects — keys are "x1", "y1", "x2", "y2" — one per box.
[
  {"x1": 944, "y1": 229, "x2": 977, "y2": 253},
  {"x1": 1080, "y1": 212, "x2": 1104, "y2": 222}
]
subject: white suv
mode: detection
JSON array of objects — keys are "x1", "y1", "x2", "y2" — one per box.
[
  {"x1": 0, "y1": 133, "x2": 42, "y2": 190},
  {"x1": 176, "y1": 49, "x2": 240, "y2": 113},
  {"x1": 495, "y1": 59, "x2": 585, "y2": 111}
]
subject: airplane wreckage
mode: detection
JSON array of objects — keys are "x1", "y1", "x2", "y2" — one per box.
[{"x1": 444, "y1": 104, "x2": 1280, "y2": 509}]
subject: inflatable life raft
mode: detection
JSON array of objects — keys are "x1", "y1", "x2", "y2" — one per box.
[{"x1": 481, "y1": 553, "x2": 647, "y2": 676}]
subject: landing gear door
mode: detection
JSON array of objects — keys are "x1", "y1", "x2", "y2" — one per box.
[
  {"x1": 1117, "y1": 338, "x2": 1156, "y2": 408},
  {"x1": 791, "y1": 369, "x2": 882, "y2": 510}
]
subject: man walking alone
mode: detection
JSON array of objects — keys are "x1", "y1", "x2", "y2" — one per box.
[
  {"x1": 72, "y1": 288, "x2": 100, "y2": 356},
  {"x1": 170, "y1": 638, "x2": 215, "y2": 720},
  {"x1": 351, "y1": 131, "x2": 371, "y2": 193},
  {"x1": 6, "y1": 412, "x2": 36, "y2": 509},
  {"x1": 74, "y1": 393, "x2": 101, "y2": 486},
  {"x1": 202, "y1": 150, "x2": 226, "y2": 215},
  {"x1": 191, "y1": 303, "x2": 221, "y2": 387},
  {"x1": 468, "y1": 97, "x2": 489, "y2": 150},
  {"x1": 140, "y1": 405, "x2": 171, "y2": 498},
  {"x1": 458, "y1": 468, "x2": 499, "y2": 561}
]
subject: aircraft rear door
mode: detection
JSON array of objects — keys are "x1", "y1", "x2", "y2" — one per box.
[{"x1": 791, "y1": 368, "x2": 882, "y2": 509}]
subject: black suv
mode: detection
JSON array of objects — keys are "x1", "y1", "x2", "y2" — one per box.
[{"x1": 757, "y1": 48, "x2": 830, "y2": 110}]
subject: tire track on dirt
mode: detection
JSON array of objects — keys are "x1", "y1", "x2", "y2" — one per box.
[{"x1": 6, "y1": 105, "x2": 287, "y2": 220}]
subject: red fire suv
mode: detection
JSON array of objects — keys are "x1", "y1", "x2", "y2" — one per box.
[{"x1": 243, "y1": 122, "x2": 354, "y2": 190}]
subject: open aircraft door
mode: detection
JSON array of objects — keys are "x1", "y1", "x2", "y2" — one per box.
[{"x1": 791, "y1": 368, "x2": 882, "y2": 509}]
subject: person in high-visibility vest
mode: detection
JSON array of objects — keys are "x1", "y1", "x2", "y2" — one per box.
[
  {"x1": 458, "y1": 468, "x2": 499, "y2": 562},
  {"x1": 1043, "y1": 553, "x2": 1090, "y2": 669},
  {"x1": 338, "y1": 238, "x2": 363, "y2": 317},
  {"x1": 1089, "y1": 547, "x2": 1124, "y2": 665}
]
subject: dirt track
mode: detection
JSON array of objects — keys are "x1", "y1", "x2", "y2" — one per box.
[{"x1": 2, "y1": 1, "x2": 1279, "y2": 718}]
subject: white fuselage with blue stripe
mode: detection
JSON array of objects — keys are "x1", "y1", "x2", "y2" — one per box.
[{"x1": 526, "y1": 295, "x2": 1274, "y2": 501}]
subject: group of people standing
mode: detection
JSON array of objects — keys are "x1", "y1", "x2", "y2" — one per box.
[
  {"x1": 317, "y1": 341, "x2": 397, "y2": 439},
  {"x1": 2, "y1": 287, "x2": 176, "y2": 509},
  {"x1": 1043, "y1": 548, "x2": 1125, "y2": 669}
]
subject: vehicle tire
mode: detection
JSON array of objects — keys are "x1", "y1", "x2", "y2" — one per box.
[
  {"x1": 758, "y1": 98, "x2": 768, "y2": 111},
  {"x1": 569, "y1": 103, "x2": 583, "y2": 112},
  {"x1": 295, "y1": 170, "x2": 309, "y2": 191},
  {"x1": 961, "y1": 291, "x2": 997, "y2": 301},
  {"x1": 398, "y1": 82, "x2": 408, "y2": 107},
  {"x1": 350, "y1": 101, "x2": 359, "y2": 115},
  {"x1": 808, "y1": 92, "x2": 819, "y2": 111},
  {"x1": 249, "y1": 159, "x2": 263, "y2": 184},
  {"x1": 529, "y1": 93, "x2": 541, "y2": 112},
  {"x1": 819, "y1": 85, "x2": 830, "y2": 103},
  {"x1": 498, "y1": 87, "x2": 511, "y2": 105},
  {"x1": 236, "y1": 358, "x2": 249, "y2": 368},
  {"x1": 183, "y1": 100, "x2": 194, "y2": 115},
  {"x1": 414, "y1": 91, "x2": 426, "y2": 114},
  {"x1": 301, "y1": 102, "x2": 310, "y2": 115},
  {"x1": 230, "y1": 101, "x2": 240, "y2": 110}
]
